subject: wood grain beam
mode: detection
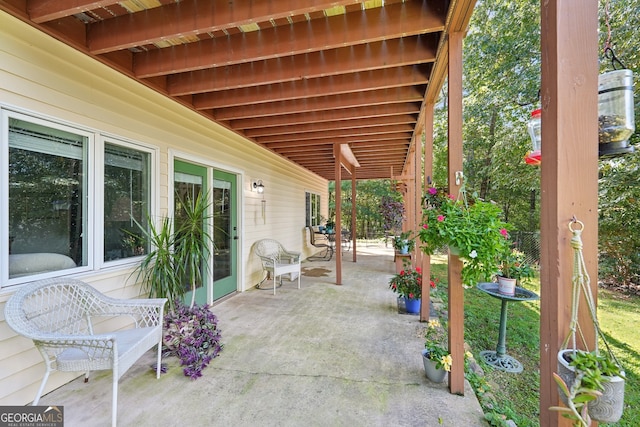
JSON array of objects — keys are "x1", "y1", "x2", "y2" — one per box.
[
  {"x1": 190, "y1": 66, "x2": 430, "y2": 106},
  {"x1": 244, "y1": 114, "x2": 417, "y2": 137},
  {"x1": 264, "y1": 133, "x2": 411, "y2": 149},
  {"x1": 86, "y1": 1, "x2": 366, "y2": 52},
  {"x1": 29, "y1": 0, "x2": 118, "y2": 23},
  {"x1": 214, "y1": 88, "x2": 423, "y2": 119},
  {"x1": 255, "y1": 125, "x2": 414, "y2": 144},
  {"x1": 167, "y1": 35, "x2": 438, "y2": 93},
  {"x1": 130, "y1": 1, "x2": 445, "y2": 77},
  {"x1": 232, "y1": 104, "x2": 420, "y2": 129}
]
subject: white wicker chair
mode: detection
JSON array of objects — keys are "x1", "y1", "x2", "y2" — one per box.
[
  {"x1": 254, "y1": 239, "x2": 301, "y2": 295},
  {"x1": 4, "y1": 278, "x2": 167, "y2": 427}
]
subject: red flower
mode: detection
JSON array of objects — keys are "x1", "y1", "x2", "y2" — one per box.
[
  {"x1": 430, "y1": 280, "x2": 436, "y2": 288},
  {"x1": 408, "y1": 293, "x2": 414, "y2": 299},
  {"x1": 437, "y1": 215, "x2": 445, "y2": 222},
  {"x1": 500, "y1": 228, "x2": 508, "y2": 238},
  {"x1": 415, "y1": 266, "x2": 421, "y2": 273}
]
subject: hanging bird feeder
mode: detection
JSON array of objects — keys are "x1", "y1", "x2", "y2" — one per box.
[
  {"x1": 525, "y1": 108, "x2": 542, "y2": 166},
  {"x1": 598, "y1": 65, "x2": 635, "y2": 157}
]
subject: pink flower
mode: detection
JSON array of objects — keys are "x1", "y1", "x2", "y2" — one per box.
[
  {"x1": 500, "y1": 228, "x2": 508, "y2": 238},
  {"x1": 415, "y1": 267, "x2": 422, "y2": 273},
  {"x1": 408, "y1": 293, "x2": 414, "y2": 299},
  {"x1": 400, "y1": 270, "x2": 405, "y2": 276},
  {"x1": 448, "y1": 194, "x2": 456, "y2": 200},
  {"x1": 428, "y1": 187, "x2": 438, "y2": 195},
  {"x1": 422, "y1": 224, "x2": 428, "y2": 229},
  {"x1": 437, "y1": 215, "x2": 445, "y2": 222}
]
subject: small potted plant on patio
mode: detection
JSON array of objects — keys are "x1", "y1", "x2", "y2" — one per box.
[
  {"x1": 422, "y1": 319, "x2": 452, "y2": 383},
  {"x1": 392, "y1": 231, "x2": 416, "y2": 254},
  {"x1": 418, "y1": 186, "x2": 511, "y2": 286},
  {"x1": 132, "y1": 191, "x2": 223, "y2": 379},
  {"x1": 388, "y1": 260, "x2": 422, "y2": 314},
  {"x1": 496, "y1": 247, "x2": 535, "y2": 296}
]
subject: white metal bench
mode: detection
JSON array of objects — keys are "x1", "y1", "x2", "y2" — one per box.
[
  {"x1": 254, "y1": 239, "x2": 301, "y2": 295},
  {"x1": 4, "y1": 278, "x2": 167, "y2": 427}
]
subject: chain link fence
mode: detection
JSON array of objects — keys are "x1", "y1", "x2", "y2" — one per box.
[{"x1": 510, "y1": 231, "x2": 541, "y2": 267}]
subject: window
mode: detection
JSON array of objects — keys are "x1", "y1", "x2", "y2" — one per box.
[
  {"x1": 103, "y1": 143, "x2": 150, "y2": 261},
  {"x1": 3, "y1": 110, "x2": 155, "y2": 285},
  {"x1": 305, "y1": 191, "x2": 321, "y2": 227},
  {"x1": 8, "y1": 116, "x2": 88, "y2": 278}
]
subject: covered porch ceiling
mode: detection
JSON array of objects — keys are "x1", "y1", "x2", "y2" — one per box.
[{"x1": 0, "y1": 0, "x2": 476, "y2": 181}]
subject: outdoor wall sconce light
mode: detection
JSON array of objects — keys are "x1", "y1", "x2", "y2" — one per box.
[{"x1": 252, "y1": 179, "x2": 265, "y2": 194}]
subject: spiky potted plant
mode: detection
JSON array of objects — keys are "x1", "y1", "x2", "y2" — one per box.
[{"x1": 132, "y1": 191, "x2": 222, "y2": 378}]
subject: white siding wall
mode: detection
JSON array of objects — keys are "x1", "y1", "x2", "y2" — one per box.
[{"x1": 0, "y1": 12, "x2": 329, "y2": 405}]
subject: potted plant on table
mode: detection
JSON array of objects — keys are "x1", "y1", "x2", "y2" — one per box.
[
  {"x1": 388, "y1": 260, "x2": 422, "y2": 314},
  {"x1": 422, "y1": 319, "x2": 452, "y2": 383},
  {"x1": 418, "y1": 186, "x2": 511, "y2": 287},
  {"x1": 496, "y1": 247, "x2": 535, "y2": 296},
  {"x1": 392, "y1": 231, "x2": 416, "y2": 255}
]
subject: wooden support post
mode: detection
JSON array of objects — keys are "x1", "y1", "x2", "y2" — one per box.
[
  {"x1": 334, "y1": 144, "x2": 342, "y2": 285},
  {"x1": 421, "y1": 103, "x2": 435, "y2": 322},
  {"x1": 539, "y1": 1, "x2": 599, "y2": 425},
  {"x1": 351, "y1": 173, "x2": 357, "y2": 262},
  {"x1": 413, "y1": 134, "x2": 422, "y2": 269},
  {"x1": 447, "y1": 31, "x2": 465, "y2": 395}
]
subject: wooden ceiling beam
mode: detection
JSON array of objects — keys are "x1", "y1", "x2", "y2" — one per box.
[
  {"x1": 254, "y1": 124, "x2": 414, "y2": 144},
  {"x1": 84, "y1": 1, "x2": 363, "y2": 52},
  {"x1": 244, "y1": 114, "x2": 417, "y2": 137},
  {"x1": 29, "y1": 0, "x2": 118, "y2": 23},
  {"x1": 233, "y1": 104, "x2": 419, "y2": 129},
  {"x1": 167, "y1": 35, "x2": 438, "y2": 93},
  {"x1": 130, "y1": 1, "x2": 445, "y2": 77},
  {"x1": 189, "y1": 65, "x2": 430, "y2": 106},
  {"x1": 213, "y1": 88, "x2": 423, "y2": 120},
  {"x1": 264, "y1": 133, "x2": 411, "y2": 149}
]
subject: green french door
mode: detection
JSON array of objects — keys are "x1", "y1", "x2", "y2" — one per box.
[
  {"x1": 212, "y1": 170, "x2": 238, "y2": 300},
  {"x1": 174, "y1": 160, "x2": 208, "y2": 305}
]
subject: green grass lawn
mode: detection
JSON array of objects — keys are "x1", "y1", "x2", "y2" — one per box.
[{"x1": 429, "y1": 260, "x2": 639, "y2": 426}]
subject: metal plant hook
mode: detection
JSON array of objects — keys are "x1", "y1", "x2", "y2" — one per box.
[{"x1": 604, "y1": 47, "x2": 626, "y2": 71}]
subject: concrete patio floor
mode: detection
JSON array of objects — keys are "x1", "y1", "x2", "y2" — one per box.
[{"x1": 38, "y1": 244, "x2": 486, "y2": 427}]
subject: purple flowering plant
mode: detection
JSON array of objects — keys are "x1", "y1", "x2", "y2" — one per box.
[
  {"x1": 418, "y1": 187, "x2": 511, "y2": 286},
  {"x1": 163, "y1": 301, "x2": 223, "y2": 379},
  {"x1": 379, "y1": 195, "x2": 405, "y2": 235}
]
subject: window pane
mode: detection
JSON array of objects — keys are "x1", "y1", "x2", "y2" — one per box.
[
  {"x1": 8, "y1": 118, "x2": 86, "y2": 278},
  {"x1": 305, "y1": 192, "x2": 321, "y2": 227},
  {"x1": 213, "y1": 179, "x2": 231, "y2": 281},
  {"x1": 104, "y1": 143, "x2": 150, "y2": 261}
]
